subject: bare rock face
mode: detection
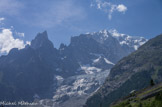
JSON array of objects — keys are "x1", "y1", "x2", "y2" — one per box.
[{"x1": 85, "y1": 34, "x2": 162, "y2": 107}]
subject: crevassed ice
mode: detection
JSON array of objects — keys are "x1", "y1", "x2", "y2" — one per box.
[{"x1": 80, "y1": 64, "x2": 102, "y2": 74}]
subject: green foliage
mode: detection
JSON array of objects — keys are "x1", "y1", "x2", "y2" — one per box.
[
  {"x1": 139, "y1": 92, "x2": 162, "y2": 107},
  {"x1": 155, "y1": 92, "x2": 162, "y2": 101},
  {"x1": 113, "y1": 100, "x2": 132, "y2": 107},
  {"x1": 113, "y1": 91, "x2": 162, "y2": 107}
]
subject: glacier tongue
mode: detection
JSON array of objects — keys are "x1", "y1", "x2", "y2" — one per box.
[{"x1": 34, "y1": 69, "x2": 110, "y2": 107}]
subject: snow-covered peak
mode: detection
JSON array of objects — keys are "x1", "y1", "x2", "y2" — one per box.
[
  {"x1": 109, "y1": 29, "x2": 125, "y2": 37},
  {"x1": 99, "y1": 29, "x2": 109, "y2": 38},
  {"x1": 88, "y1": 29, "x2": 147, "y2": 50},
  {"x1": 88, "y1": 29, "x2": 111, "y2": 43},
  {"x1": 109, "y1": 29, "x2": 147, "y2": 50}
]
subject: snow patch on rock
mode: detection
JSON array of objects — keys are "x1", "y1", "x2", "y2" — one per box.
[{"x1": 104, "y1": 58, "x2": 115, "y2": 65}]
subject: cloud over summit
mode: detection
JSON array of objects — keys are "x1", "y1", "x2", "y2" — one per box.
[
  {"x1": 0, "y1": 29, "x2": 25, "y2": 53},
  {"x1": 0, "y1": 17, "x2": 29, "y2": 54},
  {"x1": 91, "y1": 0, "x2": 127, "y2": 19}
]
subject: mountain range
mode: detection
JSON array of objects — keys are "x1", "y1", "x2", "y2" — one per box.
[
  {"x1": 0, "y1": 30, "x2": 147, "y2": 107},
  {"x1": 84, "y1": 34, "x2": 162, "y2": 107}
]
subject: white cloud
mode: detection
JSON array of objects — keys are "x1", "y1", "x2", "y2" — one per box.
[
  {"x1": 97, "y1": 3, "x2": 101, "y2": 9},
  {"x1": 15, "y1": 31, "x2": 25, "y2": 37},
  {"x1": 0, "y1": 0, "x2": 23, "y2": 15},
  {"x1": 0, "y1": 29, "x2": 28, "y2": 53},
  {"x1": 0, "y1": 16, "x2": 29, "y2": 54},
  {"x1": 91, "y1": 0, "x2": 127, "y2": 20},
  {"x1": 0, "y1": 17, "x2": 5, "y2": 25},
  {"x1": 116, "y1": 4, "x2": 127, "y2": 12},
  {"x1": 0, "y1": 17, "x2": 5, "y2": 21},
  {"x1": 26, "y1": 41, "x2": 31, "y2": 45},
  {"x1": 108, "y1": 4, "x2": 116, "y2": 20}
]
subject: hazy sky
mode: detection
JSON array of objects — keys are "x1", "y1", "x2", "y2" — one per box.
[{"x1": 0, "y1": 0, "x2": 162, "y2": 54}]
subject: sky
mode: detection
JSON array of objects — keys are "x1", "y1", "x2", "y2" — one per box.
[{"x1": 0, "y1": 0, "x2": 162, "y2": 54}]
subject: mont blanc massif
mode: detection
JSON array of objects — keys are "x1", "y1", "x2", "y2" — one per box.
[{"x1": 1, "y1": 29, "x2": 162, "y2": 107}]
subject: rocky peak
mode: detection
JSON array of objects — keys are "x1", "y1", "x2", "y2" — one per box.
[
  {"x1": 30, "y1": 31, "x2": 54, "y2": 49},
  {"x1": 59, "y1": 43, "x2": 67, "y2": 51}
]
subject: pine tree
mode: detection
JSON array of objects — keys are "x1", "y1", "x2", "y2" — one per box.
[
  {"x1": 100, "y1": 102, "x2": 102, "y2": 107},
  {"x1": 150, "y1": 79, "x2": 155, "y2": 86}
]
